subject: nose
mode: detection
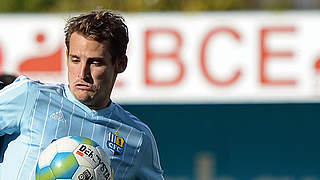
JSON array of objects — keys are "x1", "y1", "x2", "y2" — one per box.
[{"x1": 78, "y1": 62, "x2": 90, "y2": 79}]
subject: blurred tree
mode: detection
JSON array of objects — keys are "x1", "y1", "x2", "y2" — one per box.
[
  {"x1": 0, "y1": 0, "x2": 313, "y2": 13},
  {"x1": 258, "y1": 0, "x2": 292, "y2": 10}
]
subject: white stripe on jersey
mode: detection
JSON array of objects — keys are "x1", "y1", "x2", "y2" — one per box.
[
  {"x1": 55, "y1": 97, "x2": 64, "y2": 139},
  {"x1": 114, "y1": 126, "x2": 133, "y2": 176},
  {"x1": 28, "y1": 92, "x2": 52, "y2": 180},
  {"x1": 67, "y1": 104, "x2": 76, "y2": 135},
  {"x1": 122, "y1": 128, "x2": 142, "y2": 178},
  {"x1": 103, "y1": 126, "x2": 108, "y2": 149},
  {"x1": 91, "y1": 118, "x2": 97, "y2": 139},
  {"x1": 80, "y1": 112, "x2": 86, "y2": 136},
  {"x1": 16, "y1": 90, "x2": 41, "y2": 179}
]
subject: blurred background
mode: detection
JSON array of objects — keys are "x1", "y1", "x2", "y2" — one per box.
[
  {"x1": 0, "y1": 0, "x2": 320, "y2": 12},
  {"x1": 1, "y1": 0, "x2": 320, "y2": 180}
]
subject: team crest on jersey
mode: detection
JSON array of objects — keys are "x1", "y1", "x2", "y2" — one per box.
[{"x1": 107, "y1": 131, "x2": 125, "y2": 155}]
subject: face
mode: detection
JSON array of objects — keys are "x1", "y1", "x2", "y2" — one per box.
[{"x1": 67, "y1": 32, "x2": 125, "y2": 109}]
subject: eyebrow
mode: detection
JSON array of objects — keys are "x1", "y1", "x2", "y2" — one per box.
[
  {"x1": 69, "y1": 54, "x2": 79, "y2": 58},
  {"x1": 69, "y1": 54, "x2": 104, "y2": 59},
  {"x1": 69, "y1": 54, "x2": 105, "y2": 63}
]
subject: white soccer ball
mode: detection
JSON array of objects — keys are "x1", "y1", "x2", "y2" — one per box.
[{"x1": 36, "y1": 136, "x2": 113, "y2": 180}]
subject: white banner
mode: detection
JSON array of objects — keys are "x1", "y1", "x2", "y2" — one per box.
[{"x1": 1, "y1": 11, "x2": 320, "y2": 103}]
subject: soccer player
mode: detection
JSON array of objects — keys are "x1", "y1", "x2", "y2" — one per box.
[{"x1": 0, "y1": 10, "x2": 164, "y2": 180}]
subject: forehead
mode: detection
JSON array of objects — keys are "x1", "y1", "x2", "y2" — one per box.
[{"x1": 69, "y1": 32, "x2": 110, "y2": 55}]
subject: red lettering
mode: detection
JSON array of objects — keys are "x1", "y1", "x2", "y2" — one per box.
[
  {"x1": 144, "y1": 28, "x2": 185, "y2": 86},
  {"x1": 200, "y1": 27, "x2": 241, "y2": 86},
  {"x1": 260, "y1": 26, "x2": 296, "y2": 86}
]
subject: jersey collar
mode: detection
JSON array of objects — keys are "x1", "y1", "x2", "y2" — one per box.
[{"x1": 63, "y1": 84, "x2": 115, "y2": 117}]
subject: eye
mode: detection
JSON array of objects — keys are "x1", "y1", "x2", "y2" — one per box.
[
  {"x1": 91, "y1": 59, "x2": 105, "y2": 66},
  {"x1": 71, "y1": 59, "x2": 80, "y2": 63},
  {"x1": 70, "y1": 56, "x2": 80, "y2": 63}
]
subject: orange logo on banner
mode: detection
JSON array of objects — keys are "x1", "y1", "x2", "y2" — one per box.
[
  {"x1": 314, "y1": 58, "x2": 320, "y2": 74},
  {"x1": 19, "y1": 32, "x2": 63, "y2": 73}
]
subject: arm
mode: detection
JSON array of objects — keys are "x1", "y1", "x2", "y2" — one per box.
[
  {"x1": 136, "y1": 132, "x2": 164, "y2": 180},
  {"x1": 0, "y1": 76, "x2": 29, "y2": 136}
]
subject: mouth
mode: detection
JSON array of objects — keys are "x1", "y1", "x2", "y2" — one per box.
[{"x1": 75, "y1": 83, "x2": 93, "y2": 91}]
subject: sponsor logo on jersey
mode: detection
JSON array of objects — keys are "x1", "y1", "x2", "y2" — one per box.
[{"x1": 107, "y1": 131, "x2": 125, "y2": 155}]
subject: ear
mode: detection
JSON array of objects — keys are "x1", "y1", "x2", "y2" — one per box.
[{"x1": 116, "y1": 55, "x2": 127, "y2": 73}]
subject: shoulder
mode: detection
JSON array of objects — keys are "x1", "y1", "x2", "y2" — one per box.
[
  {"x1": 110, "y1": 102, "x2": 163, "y2": 174},
  {"x1": 0, "y1": 75, "x2": 31, "y2": 96},
  {"x1": 12, "y1": 75, "x2": 64, "y2": 93},
  {"x1": 110, "y1": 102, "x2": 154, "y2": 137},
  {"x1": 0, "y1": 75, "x2": 65, "y2": 103},
  {"x1": 2, "y1": 75, "x2": 30, "y2": 89}
]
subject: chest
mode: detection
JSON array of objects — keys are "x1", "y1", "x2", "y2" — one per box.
[{"x1": 20, "y1": 90, "x2": 143, "y2": 177}]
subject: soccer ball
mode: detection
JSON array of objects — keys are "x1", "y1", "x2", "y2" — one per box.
[{"x1": 36, "y1": 136, "x2": 113, "y2": 180}]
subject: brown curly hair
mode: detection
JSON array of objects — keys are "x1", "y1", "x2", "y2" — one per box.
[{"x1": 64, "y1": 10, "x2": 129, "y2": 63}]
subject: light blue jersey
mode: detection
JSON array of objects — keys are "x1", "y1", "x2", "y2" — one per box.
[{"x1": 0, "y1": 76, "x2": 163, "y2": 180}]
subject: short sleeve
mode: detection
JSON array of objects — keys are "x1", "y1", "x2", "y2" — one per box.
[{"x1": 0, "y1": 76, "x2": 29, "y2": 136}]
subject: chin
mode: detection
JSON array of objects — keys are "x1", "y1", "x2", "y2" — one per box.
[{"x1": 75, "y1": 95, "x2": 92, "y2": 104}]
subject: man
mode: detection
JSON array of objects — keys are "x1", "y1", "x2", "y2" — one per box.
[{"x1": 0, "y1": 10, "x2": 164, "y2": 180}]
